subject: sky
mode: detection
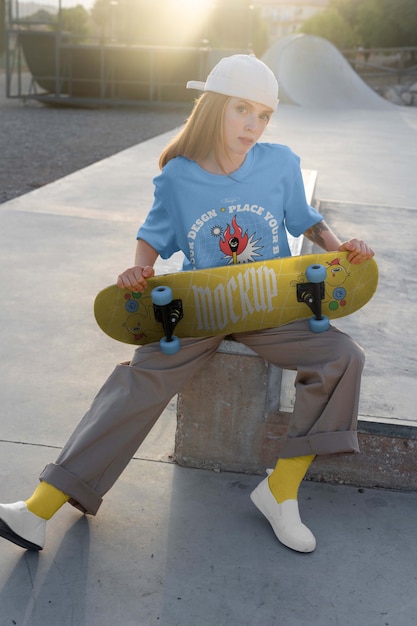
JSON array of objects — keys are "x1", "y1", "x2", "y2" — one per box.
[
  {"x1": 19, "y1": 1, "x2": 96, "y2": 8},
  {"x1": 24, "y1": 0, "x2": 222, "y2": 11},
  {"x1": 45, "y1": 1, "x2": 211, "y2": 11}
]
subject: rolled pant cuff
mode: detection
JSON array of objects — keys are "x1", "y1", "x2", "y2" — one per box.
[
  {"x1": 39, "y1": 463, "x2": 103, "y2": 516},
  {"x1": 279, "y1": 430, "x2": 360, "y2": 458}
]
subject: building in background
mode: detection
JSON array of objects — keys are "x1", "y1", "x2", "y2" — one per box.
[{"x1": 255, "y1": 0, "x2": 329, "y2": 44}]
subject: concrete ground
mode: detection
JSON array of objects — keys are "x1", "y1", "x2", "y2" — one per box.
[{"x1": 0, "y1": 103, "x2": 416, "y2": 626}]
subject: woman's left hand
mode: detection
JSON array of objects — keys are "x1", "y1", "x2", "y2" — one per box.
[{"x1": 338, "y1": 239, "x2": 375, "y2": 264}]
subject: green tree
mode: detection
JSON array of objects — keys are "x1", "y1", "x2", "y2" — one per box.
[
  {"x1": 300, "y1": 6, "x2": 358, "y2": 49},
  {"x1": 380, "y1": 0, "x2": 417, "y2": 46},
  {"x1": 355, "y1": 0, "x2": 393, "y2": 48},
  {"x1": 21, "y1": 9, "x2": 55, "y2": 24},
  {"x1": 91, "y1": 0, "x2": 116, "y2": 39},
  {"x1": 251, "y1": 6, "x2": 269, "y2": 57},
  {"x1": 301, "y1": 0, "x2": 417, "y2": 49},
  {"x1": 329, "y1": 0, "x2": 363, "y2": 27},
  {"x1": 54, "y1": 5, "x2": 90, "y2": 39}
]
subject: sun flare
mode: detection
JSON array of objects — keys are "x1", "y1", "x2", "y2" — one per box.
[{"x1": 169, "y1": 0, "x2": 214, "y2": 44}]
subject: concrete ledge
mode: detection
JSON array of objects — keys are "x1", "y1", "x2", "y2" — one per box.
[
  {"x1": 306, "y1": 421, "x2": 417, "y2": 491},
  {"x1": 176, "y1": 348, "x2": 277, "y2": 475},
  {"x1": 175, "y1": 379, "x2": 417, "y2": 490}
]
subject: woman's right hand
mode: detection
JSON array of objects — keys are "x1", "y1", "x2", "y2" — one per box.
[{"x1": 116, "y1": 265, "x2": 155, "y2": 292}]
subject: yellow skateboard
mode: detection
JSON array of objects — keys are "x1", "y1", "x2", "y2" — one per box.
[{"x1": 94, "y1": 252, "x2": 378, "y2": 353}]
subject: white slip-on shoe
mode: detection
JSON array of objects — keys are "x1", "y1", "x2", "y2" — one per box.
[
  {"x1": 250, "y1": 477, "x2": 316, "y2": 553},
  {"x1": 0, "y1": 501, "x2": 46, "y2": 550}
]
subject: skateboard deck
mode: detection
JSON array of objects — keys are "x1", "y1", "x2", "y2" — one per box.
[{"x1": 94, "y1": 251, "x2": 378, "y2": 346}]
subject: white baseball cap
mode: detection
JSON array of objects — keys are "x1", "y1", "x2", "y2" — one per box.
[{"x1": 187, "y1": 54, "x2": 279, "y2": 112}]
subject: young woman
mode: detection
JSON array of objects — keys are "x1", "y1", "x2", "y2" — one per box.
[{"x1": 0, "y1": 55, "x2": 374, "y2": 554}]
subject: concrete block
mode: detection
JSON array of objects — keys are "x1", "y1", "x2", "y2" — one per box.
[
  {"x1": 175, "y1": 337, "x2": 296, "y2": 473},
  {"x1": 176, "y1": 348, "x2": 272, "y2": 473}
]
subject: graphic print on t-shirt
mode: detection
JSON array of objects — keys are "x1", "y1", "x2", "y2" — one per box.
[
  {"x1": 186, "y1": 199, "x2": 283, "y2": 269},
  {"x1": 214, "y1": 215, "x2": 263, "y2": 265}
]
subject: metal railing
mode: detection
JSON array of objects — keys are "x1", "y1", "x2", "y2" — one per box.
[
  {"x1": 342, "y1": 46, "x2": 417, "y2": 86},
  {"x1": 4, "y1": 0, "x2": 251, "y2": 106}
]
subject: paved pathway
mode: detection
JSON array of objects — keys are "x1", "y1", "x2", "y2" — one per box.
[{"x1": 0, "y1": 103, "x2": 416, "y2": 626}]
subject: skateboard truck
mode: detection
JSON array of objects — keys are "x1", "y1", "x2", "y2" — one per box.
[
  {"x1": 152, "y1": 286, "x2": 183, "y2": 354},
  {"x1": 296, "y1": 264, "x2": 330, "y2": 332}
]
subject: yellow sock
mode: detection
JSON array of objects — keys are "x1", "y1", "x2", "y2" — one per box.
[
  {"x1": 268, "y1": 455, "x2": 315, "y2": 504},
  {"x1": 25, "y1": 481, "x2": 70, "y2": 520}
]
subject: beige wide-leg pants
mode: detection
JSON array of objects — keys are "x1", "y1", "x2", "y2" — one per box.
[{"x1": 40, "y1": 320, "x2": 365, "y2": 515}]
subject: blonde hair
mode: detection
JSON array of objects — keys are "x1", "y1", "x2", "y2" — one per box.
[{"x1": 159, "y1": 92, "x2": 230, "y2": 170}]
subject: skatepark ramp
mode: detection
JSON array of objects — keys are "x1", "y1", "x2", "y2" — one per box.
[{"x1": 262, "y1": 35, "x2": 393, "y2": 109}]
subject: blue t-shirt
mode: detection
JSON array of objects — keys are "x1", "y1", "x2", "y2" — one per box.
[{"x1": 137, "y1": 142, "x2": 322, "y2": 270}]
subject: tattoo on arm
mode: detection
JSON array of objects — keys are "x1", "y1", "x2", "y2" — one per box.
[{"x1": 304, "y1": 221, "x2": 330, "y2": 249}]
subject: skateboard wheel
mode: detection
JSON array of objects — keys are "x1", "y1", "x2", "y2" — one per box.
[
  {"x1": 309, "y1": 315, "x2": 330, "y2": 333},
  {"x1": 306, "y1": 264, "x2": 326, "y2": 283},
  {"x1": 152, "y1": 286, "x2": 172, "y2": 306},
  {"x1": 160, "y1": 335, "x2": 180, "y2": 355}
]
